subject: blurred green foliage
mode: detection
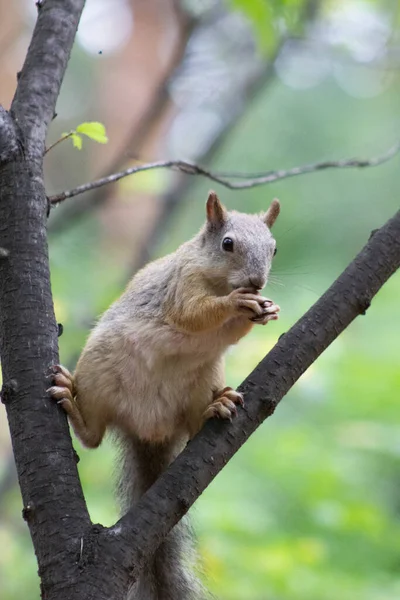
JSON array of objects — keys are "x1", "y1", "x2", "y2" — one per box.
[
  {"x1": 226, "y1": 0, "x2": 307, "y2": 53},
  {"x1": 1, "y1": 1, "x2": 400, "y2": 599}
]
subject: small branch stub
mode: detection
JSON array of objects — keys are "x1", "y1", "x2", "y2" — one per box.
[
  {"x1": 359, "y1": 297, "x2": 371, "y2": 315},
  {"x1": 22, "y1": 503, "x2": 35, "y2": 522},
  {"x1": 0, "y1": 379, "x2": 18, "y2": 404}
]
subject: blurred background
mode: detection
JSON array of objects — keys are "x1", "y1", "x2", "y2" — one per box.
[{"x1": 1, "y1": 0, "x2": 400, "y2": 598}]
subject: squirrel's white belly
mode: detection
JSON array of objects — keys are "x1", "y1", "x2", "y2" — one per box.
[
  {"x1": 124, "y1": 320, "x2": 228, "y2": 367},
  {"x1": 113, "y1": 322, "x2": 226, "y2": 441}
]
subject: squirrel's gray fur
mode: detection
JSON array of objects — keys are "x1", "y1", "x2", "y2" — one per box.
[{"x1": 118, "y1": 435, "x2": 205, "y2": 599}]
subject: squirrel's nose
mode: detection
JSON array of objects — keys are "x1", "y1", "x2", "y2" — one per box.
[{"x1": 249, "y1": 276, "x2": 264, "y2": 291}]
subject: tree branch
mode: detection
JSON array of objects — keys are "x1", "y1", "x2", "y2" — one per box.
[
  {"x1": 10, "y1": 0, "x2": 86, "y2": 157},
  {"x1": 48, "y1": 141, "x2": 400, "y2": 205},
  {"x1": 94, "y1": 209, "x2": 400, "y2": 583},
  {"x1": 0, "y1": 1, "x2": 92, "y2": 599}
]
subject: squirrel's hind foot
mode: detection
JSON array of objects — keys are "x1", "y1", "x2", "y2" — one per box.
[
  {"x1": 49, "y1": 364, "x2": 75, "y2": 394},
  {"x1": 47, "y1": 364, "x2": 76, "y2": 413},
  {"x1": 203, "y1": 387, "x2": 244, "y2": 422},
  {"x1": 47, "y1": 364, "x2": 104, "y2": 448}
]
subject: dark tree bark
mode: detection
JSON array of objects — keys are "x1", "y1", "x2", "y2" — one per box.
[
  {"x1": 0, "y1": 2, "x2": 399, "y2": 600},
  {"x1": 0, "y1": 2, "x2": 92, "y2": 598}
]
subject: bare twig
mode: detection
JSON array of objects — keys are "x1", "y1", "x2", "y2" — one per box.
[
  {"x1": 49, "y1": 141, "x2": 400, "y2": 206},
  {"x1": 45, "y1": 132, "x2": 73, "y2": 155}
]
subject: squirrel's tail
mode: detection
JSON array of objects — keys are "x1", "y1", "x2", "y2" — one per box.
[{"x1": 117, "y1": 434, "x2": 205, "y2": 600}]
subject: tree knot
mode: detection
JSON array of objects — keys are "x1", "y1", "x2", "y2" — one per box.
[
  {"x1": 22, "y1": 502, "x2": 35, "y2": 522},
  {"x1": 177, "y1": 496, "x2": 190, "y2": 511},
  {"x1": 359, "y1": 296, "x2": 371, "y2": 316},
  {"x1": 1, "y1": 379, "x2": 18, "y2": 404}
]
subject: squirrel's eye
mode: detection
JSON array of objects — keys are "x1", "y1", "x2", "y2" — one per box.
[
  {"x1": 222, "y1": 237, "x2": 234, "y2": 252},
  {"x1": 273, "y1": 247, "x2": 277, "y2": 256}
]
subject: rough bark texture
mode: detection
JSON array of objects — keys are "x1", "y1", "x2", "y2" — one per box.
[
  {"x1": 0, "y1": 2, "x2": 93, "y2": 599},
  {"x1": 0, "y1": 157, "x2": 91, "y2": 598},
  {"x1": 0, "y1": 1, "x2": 399, "y2": 599},
  {"x1": 10, "y1": 1, "x2": 84, "y2": 155}
]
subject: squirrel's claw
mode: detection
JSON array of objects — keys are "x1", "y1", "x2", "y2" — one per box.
[
  {"x1": 50, "y1": 364, "x2": 74, "y2": 390},
  {"x1": 203, "y1": 401, "x2": 233, "y2": 421},
  {"x1": 214, "y1": 386, "x2": 244, "y2": 406},
  {"x1": 203, "y1": 387, "x2": 244, "y2": 422},
  {"x1": 47, "y1": 364, "x2": 75, "y2": 405},
  {"x1": 47, "y1": 385, "x2": 74, "y2": 402},
  {"x1": 251, "y1": 312, "x2": 279, "y2": 325},
  {"x1": 251, "y1": 302, "x2": 280, "y2": 324},
  {"x1": 230, "y1": 289, "x2": 280, "y2": 321}
]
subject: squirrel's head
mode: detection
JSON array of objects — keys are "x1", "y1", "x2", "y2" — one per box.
[{"x1": 202, "y1": 191, "x2": 280, "y2": 292}]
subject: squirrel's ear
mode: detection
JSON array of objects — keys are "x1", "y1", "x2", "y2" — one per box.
[
  {"x1": 263, "y1": 198, "x2": 280, "y2": 228},
  {"x1": 206, "y1": 191, "x2": 227, "y2": 227}
]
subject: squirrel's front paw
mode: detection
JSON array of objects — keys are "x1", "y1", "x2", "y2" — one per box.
[
  {"x1": 251, "y1": 301, "x2": 280, "y2": 325},
  {"x1": 229, "y1": 287, "x2": 274, "y2": 320},
  {"x1": 203, "y1": 387, "x2": 244, "y2": 422}
]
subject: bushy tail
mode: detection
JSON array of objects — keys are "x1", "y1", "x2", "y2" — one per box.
[{"x1": 117, "y1": 434, "x2": 205, "y2": 600}]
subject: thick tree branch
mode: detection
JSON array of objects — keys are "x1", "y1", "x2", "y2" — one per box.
[
  {"x1": 10, "y1": 0, "x2": 85, "y2": 157},
  {"x1": 0, "y1": 1, "x2": 91, "y2": 599},
  {"x1": 48, "y1": 140, "x2": 400, "y2": 205},
  {"x1": 93, "y1": 210, "x2": 400, "y2": 583}
]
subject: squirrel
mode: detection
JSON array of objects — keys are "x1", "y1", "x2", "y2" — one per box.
[{"x1": 49, "y1": 191, "x2": 280, "y2": 600}]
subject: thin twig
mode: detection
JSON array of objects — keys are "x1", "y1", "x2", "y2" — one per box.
[
  {"x1": 44, "y1": 132, "x2": 73, "y2": 155},
  {"x1": 48, "y1": 141, "x2": 400, "y2": 206}
]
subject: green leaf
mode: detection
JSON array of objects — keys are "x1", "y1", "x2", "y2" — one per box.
[
  {"x1": 71, "y1": 133, "x2": 83, "y2": 150},
  {"x1": 76, "y1": 121, "x2": 108, "y2": 144}
]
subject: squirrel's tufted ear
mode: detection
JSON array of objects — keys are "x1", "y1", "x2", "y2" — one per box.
[
  {"x1": 206, "y1": 191, "x2": 227, "y2": 227},
  {"x1": 263, "y1": 198, "x2": 280, "y2": 228}
]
